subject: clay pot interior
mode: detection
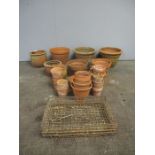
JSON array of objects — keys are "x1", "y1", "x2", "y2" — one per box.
[{"x1": 75, "y1": 47, "x2": 95, "y2": 55}]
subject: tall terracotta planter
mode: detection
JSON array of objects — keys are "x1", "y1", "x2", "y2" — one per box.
[
  {"x1": 49, "y1": 47, "x2": 70, "y2": 64},
  {"x1": 74, "y1": 47, "x2": 95, "y2": 62},
  {"x1": 99, "y1": 47, "x2": 122, "y2": 67},
  {"x1": 56, "y1": 79, "x2": 69, "y2": 96},
  {"x1": 43, "y1": 60, "x2": 62, "y2": 75},
  {"x1": 30, "y1": 50, "x2": 47, "y2": 67}
]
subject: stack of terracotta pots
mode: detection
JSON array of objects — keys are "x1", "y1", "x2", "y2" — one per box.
[
  {"x1": 43, "y1": 60, "x2": 62, "y2": 75},
  {"x1": 90, "y1": 64, "x2": 107, "y2": 96},
  {"x1": 70, "y1": 71, "x2": 92, "y2": 100},
  {"x1": 49, "y1": 47, "x2": 70, "y2": 64},
  {"x1": 56, "y1": 79, "x2": 69, "y2": 96},
  {"x1": 50, "y1": 64, "x2": 67, "y2": 89}
]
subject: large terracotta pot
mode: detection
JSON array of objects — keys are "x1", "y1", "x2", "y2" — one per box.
[
  {"x1": 71, "y1": 83, "x2": 92, "y2": 100},
  {"x1": 43, "y1": 60, "x2": 62, "y2": 75},
  {"x1": 49, "y1": 47, "x2": 70, "y2": 64},
  {"x1": 66, "y1": 59, "x2": 88, "y2": 75},
  {"x1": 99, "y1": 47, "x2": 122, "y2": 67},
  {"x1": 74, "y1": 47, "x2": 95, "y2": 62},
  {"x1": 30, "y1": 50, "x2": 47, "y2": 67}
]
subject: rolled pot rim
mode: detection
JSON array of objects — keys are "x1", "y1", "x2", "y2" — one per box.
[
  {"x1": 71, "y1": 82, "x2": 92, "y2": 91},
  {"x1": 43, "y1": 60, "x2": 62, "y2": 67},
  {"x1": 66, "y1": 59, "x2": 87, "y2": 66},
  {"x1": 49, "y1": 47, "x2": 70, "y2": 55},
  {"x1": 75, "y1": 47, "x2": 95, "y2": 55},
  {"x1": 30, "y1": 50, "x2": 46, "y2": 56},
  {"x1": 100, "y1": 47, "x2": 122, "y2": 55},
  {"x1": 72, "y1": 77, "x2": 92, "y2": 86}
]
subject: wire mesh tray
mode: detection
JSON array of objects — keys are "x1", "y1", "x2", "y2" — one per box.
[{"x1": 41, "y1": 96, "x2": 117, "y2": 137}]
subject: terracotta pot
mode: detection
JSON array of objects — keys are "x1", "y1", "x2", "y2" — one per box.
[
  {"x1": 66, "y1": 59, "x2": 88, "y2": 75},
  {"x1": 49, "y1": 47, "x2": 70, "y2": 64},
  {"x1": 52, "y1": 77, "x2": 60, "y2": 88},
  {"x1": 71, "y1": 83, "x2": 92, "y2": 100},
  {"x1": 50, "y1": 65, "x2": 67, "y2": 79},
  {"x1": 90, "y1": 64, "x2": 107, "y2": 75},
  {"x1": 75, "y1": 47, "x2": 95, "y2": 61},
  {"x1": 99, "y1": 47, "x2": 122, "y2": 67},
  {"x1": 92, "y1": 74, "x2": 104, "y2": 83},
  {"x1": 74, "y1": 71, "x2": 91, "y2": 83},
  {"x1": 43, "y1": 60, "x2": 62, "y2": 75},
  {"x1": 92, "y1": 87, "x2": 103, "y2": 96},
  {"x1": 91, "y1": 58, "x2": 112, "y2": 69},
  {"x1": 56, "y1": 79, "x2": 69, "y2": 96},
  {"x1": 30, "y1": 50, "x2": 47, "y2": 67}
]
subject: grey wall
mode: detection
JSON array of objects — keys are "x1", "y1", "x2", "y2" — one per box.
[{"x1": 19, "y1": 0, "x2": 135, "y2": 61}]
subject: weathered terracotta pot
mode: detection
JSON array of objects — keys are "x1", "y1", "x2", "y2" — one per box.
[
  {"x1": 56, "y1": 79, "x2": 69, "y2": 96},
  {"x1": 49, "y1": 47, "x2": 70, "y2": 64},
  {"x1": 50, "y1": 65, "x2": 67, "y2": 79},
  {"x1": 90, "y1": 64, "x2": 107, "y2": 75},
  {"x1": 99, "y1": 47, "x2": 122, "y2": 67},
  {"x1": 74, "y1": 71, "x2": 91, "y2": 83},
  {"x1": 92, "y1": 87, "x2": 103, "y2": 96},
  {"x1": 66, "y1": 59, "x2": 88, "y2": 75},
  {"x1": 91, "y1": 58, "x2": 112, "y2": 69},
  {"x1": 43, "y1": 60, "x2": 62, "y2": 75},
  {"x1": 30, "y1": 50, "x2": 47, "y2": 67},
  {"x1": 75, "y1": 47, "x2": 95, "y2": 61},
  {"x1": 92, "y1": 74, "x2": 104, "y2": 83},
  {"x1": 71, "y1": 83, "x2": 92, "y2": 100}
]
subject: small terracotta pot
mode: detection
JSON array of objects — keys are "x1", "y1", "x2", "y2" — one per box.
[
  {"x1": 56, "y1": 79, "x2": 69, "y2": 96},
  {"x1": 49, "y1": 47, "x2": 70, "y2": 64},
  {"x1": 43, "y1": 60, "x2": 62, "y2": 75},
  {"x1": 91, "y1": 58, "x2": 112, "y2": 69},
  {"x1": 92, "y1": 87, "x2": 103, "y2": 96},
  {"x1": 66, "y1": 59, "x2": 88, "y2": 75},
  {"x1": 30, "y1": 50, "x2": 47, "y2": 67},
  {"x1": 74, "y1": 71, "x2": 91, "y2": 83},
  {"x1": 99, "y1": 47, "x2": 122, "y2": 67},
  {"x1": 90, "y1": 64, "x2": 107, "y2": 75},
  {"x1": 71, "y1": 83, "x2": 92, "y2": 100},
  {"x1": 50, "y1": 65, "x2": 67, "y2": 79}
]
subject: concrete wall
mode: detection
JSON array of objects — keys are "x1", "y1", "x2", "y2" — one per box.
[{"x1": 19, "y1": 0, "x2": 135, "y2": 61}]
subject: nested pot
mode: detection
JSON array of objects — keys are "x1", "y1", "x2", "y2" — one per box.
[
  {"x1": 92, "y1": 87, "x2": 103, "y2": 96},
  {"x1": 50, "y1": 65, "x2": 67, "y2": 79},
  {"x1": 49, "y1": 47, "x2": 70, "y2": 64},
  {"x1": 92, "y1": 74, "x2": 104, "y2": 83},
  {"x1": 71, "y1": 83, "x2": 92, "y2": 100},
  {"x1": 30, "y1": 50, "x2": 47, "y2": 67},
  {"x1": 66, "y1": 59, "x2": 88, "y2": 75},
  {"x1": 56, "y1": 79, "x2": 69, "y2": 96},
  {"x1": 74, "y1": 47, "x2": 95, "y2": 61},
  {"x1": 74, "y1": 71, "x2": 91, "y2": 83},
  {"x1": 99, "y1": 47, "x2": 122, "y2": 67},
  {"x1": 43, "y1": 60, "x2": 62, "y2": 75},
  {"x1": 91, "y1": 58, "x2": 112, "y2": 69}
]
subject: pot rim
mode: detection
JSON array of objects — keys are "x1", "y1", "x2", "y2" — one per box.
[
  {"x1": 43, "y1": 60, "x2": 62, "y2": 67},
  {"x1": 100, "y1": 47, "x2": 122, "y2": 55},
  {"x1": 72, "y1": 77, "x2": 92, "y2": 86},
  {"x1": 71, "y1": 82, "x2": 92, "y2": 91},
  {"x1": 75, "y1": 47, "x2": 95, "y2": 55},
  {"x1": 30, "y1": 50, "x2": 46, "y2": 56},
  {"x1": 50, "y1": 47, "x2": 70, "y2": 55}
]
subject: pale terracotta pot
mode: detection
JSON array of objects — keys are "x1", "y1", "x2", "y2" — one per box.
[{"x1": 92, "y1": 87, "x2": 103, "y2": 96}]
